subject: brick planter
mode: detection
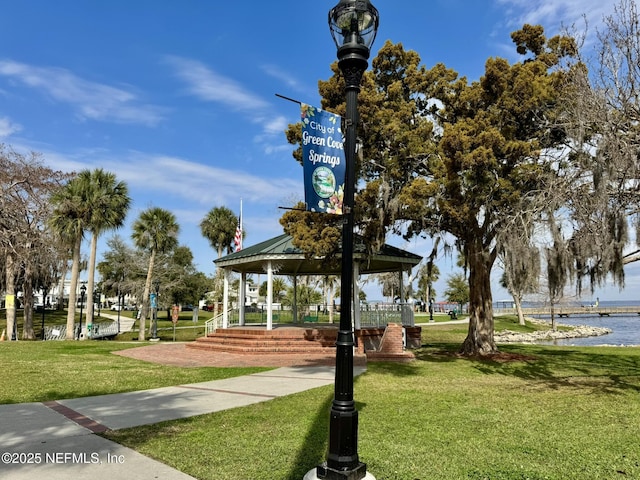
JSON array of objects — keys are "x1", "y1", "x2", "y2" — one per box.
[{"x1": 356, "y1": 324, "x2": 421, "y2": 362}]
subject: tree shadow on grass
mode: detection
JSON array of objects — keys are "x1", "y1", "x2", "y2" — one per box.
[
  {"x1": 282, "y1": 391, "x2": 331, "y2": 479},
  {"x1": 284, "y1": 379, "x2": 370, "y2": 479},
  {"x1": 471, "y1": 345, "x2": 640, "y2": 394},
  {"x1": 412, "y1": 342, "x2": 640, "y2": 395},
  {"x1": 412, "y1": 343, "x2": 471, "y2": 364}
]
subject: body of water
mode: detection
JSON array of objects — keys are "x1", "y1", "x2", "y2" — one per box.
[{"x1": 527, "y1": 301, "x2": 640, "y2": 346}]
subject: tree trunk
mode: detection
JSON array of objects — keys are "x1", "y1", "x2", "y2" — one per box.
[
  {"x1": 66, "y1": 233, "x2": 82, "y2": 340},
  {"x1": 138, "y1": 248, "x2": 156, "y2": 341},
  {"x1": 5, "y1": 252, "x2": 17, "y2": 341},
  {"x1": 57, "y1": 260, "x2": 68, "y2": 311},
  {"x1": 328, "y1": 286, "x2": 335, "y2": 324},
  {"x1": 85, "y1": 232, "x2": 98, "y2": 331},
  {"x1": 460, "y1": 240, "x2": 498, "y2": 356},
  {"x1": 513, "y1": 294, "x2": 526, "y2": 326}
]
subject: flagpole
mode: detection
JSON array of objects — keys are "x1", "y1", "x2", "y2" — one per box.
[{"x1": 239, "y1": 198, "x2": 243, "y2": 251}]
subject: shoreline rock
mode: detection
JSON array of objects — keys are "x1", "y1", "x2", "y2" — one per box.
[{"x1": 495, "y1": 324, "x2": 612, "y2": 344}]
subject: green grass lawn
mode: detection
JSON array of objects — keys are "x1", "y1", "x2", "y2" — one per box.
[
  {"x1": 103, "y1": 320, "x2": 639, "y2": 480},
  {"x1": 115, "y1": 321, "x2": 208, "y2": 342},
  {"x1": 0, "y1": 307, "x2": 213, "y2": 342},
  {"x1": 2, "y1": 315, "x2": 639, "y2": 479},
  {"x1": 0, "y1": 341, "x2": 269, "y2": 404},
  {"x1": 103, "y1": 342, "x2": 640, "y2": 480},
  {"x1": 415, "y1": 311, "x2": 465, "y2": 323}
]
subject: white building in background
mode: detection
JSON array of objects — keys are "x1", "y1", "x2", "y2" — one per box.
[
  {"x1": 199, "y1": 283, "x2": 260, "y2": 311},
  {"x1": 2, "y1": 279, "x2": 136, "y2": 310},
  {"x1": 2, "y1": 280, "x2": 83, "y2": 308},
  {"x1": 246, "y1": 283, "x2": 259, "y2": 305},
  {"x1": 32, "y1": 279, "x2": 88, "y2": 307},
  {"x1": 33, "y1": 280, "x2": 136, "y2": 309}
]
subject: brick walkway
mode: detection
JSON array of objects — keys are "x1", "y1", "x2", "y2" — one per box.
[{"x1": 114, "y1": 342, "x2": 367, "y2": 368}]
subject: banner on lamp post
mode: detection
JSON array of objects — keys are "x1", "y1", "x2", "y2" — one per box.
[
  {"x1": 301, "y1": 104, "x2": 345, "y2": 214},
  {"x1": 150, "y1": 293, "x2": 157, "y2": 309}
]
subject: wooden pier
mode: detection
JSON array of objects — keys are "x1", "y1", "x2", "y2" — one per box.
[{"x1": 496, "y1": 306, "x2": 640, "y2": 318}]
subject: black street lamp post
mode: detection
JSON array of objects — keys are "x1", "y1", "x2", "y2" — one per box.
[
  {"x1": 307, "y1": 2, "x2": 379, "y2": 479},
  {"x1": 78, "y1": 284, "x2": 86, "y2": 340},
  {"x1": 117, "y1": 272, "x2": 125, "y2": 333},
  {"x1": 151, "y1": 280, "x2": 160, "y2": 340},
  {"x1": 95, "y1": 286, "x2": 102, "y2": 318},
  {"x1": 41, "y1": 285, "x2": 47, "y2": 340},
  {"x1": 117, "y1": 288, "x2": 122, "y2": 333}
]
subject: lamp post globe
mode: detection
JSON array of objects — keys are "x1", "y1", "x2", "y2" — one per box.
[
  {"x1": 305, "y1": 2, "x2": 378, "y2": 479},
  {"x1": 329, "y1": 0, "x2": 379, "y2": 57}
]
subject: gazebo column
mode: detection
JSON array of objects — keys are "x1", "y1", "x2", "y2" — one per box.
[
  {"x1": 266, "y1": 261, "x2": 273, "y2": 331},
  {"x1": 406, "y1": 266, "x2": 415, "y2": 324},
  {"x1": 222, "y1": 268, "x2": 230, "y2": 329},
  {"x1": 398, "y1": 267, "x2": 404, "y2": 324},
  {"x1": 292, "y1": 275, "x2": 298, "y2": 324},
  {"x1": 353, "y1": 262, "x2": 361, "y2": 330},
  {"x1": 239, "y1": 272, "x2": 246, "y2": 326},
  {"x1": 398, "y1": 267, "x2": 411, "y2": 325}
]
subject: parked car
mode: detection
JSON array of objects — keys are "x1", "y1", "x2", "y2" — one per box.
[{"x1": 110, "y1": 304, "x2": 123, "y2": 311}]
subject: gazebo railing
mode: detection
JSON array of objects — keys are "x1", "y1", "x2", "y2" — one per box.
[
  {"x1": 204, "y1": 309, "x2": 244, "y2": 334},
  {"x1": 206, "y1": 303, "x2": 415, "y2": 329},
  {"x1": 359, "y1": 303, "x2": 414, "y2": 328}
]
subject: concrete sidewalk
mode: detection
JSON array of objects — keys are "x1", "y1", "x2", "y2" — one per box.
[{"x1": 0, "y1": 365, "x2": 361, "y2": 480}]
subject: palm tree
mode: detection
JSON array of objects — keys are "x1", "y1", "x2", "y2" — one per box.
[
  {"x1": 132, "y1": 207, "x2": 179, "y2": 341},
  {"x1": 322, "y1": 275, "x2": 339, "y2": 323},
  {"x1": 50, "y1": 172, "x2": 93, "y2": 339},
  {"x1": 200, "y1": 206, "x2": 239, "y2": 317},
  {"x1": 199, "y1": 206, "x2": 239, "y2": 259},
  {"x1": 418, "y1": 262, "x2": 440, "y2": 310},
  {"x1": 84, "y1": 169, "x2": 130, "y2": 330}
]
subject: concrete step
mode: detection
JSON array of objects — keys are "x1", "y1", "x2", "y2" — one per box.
[
  {"x1": 187, "y1": 326, "x2": 339, "y2": 355},
  {"x1": 187, "y1": 342, "x2": 336, "y2": 354},
  {"x1": 194, "y1": 338, "x2": 336, "y2": 349}
]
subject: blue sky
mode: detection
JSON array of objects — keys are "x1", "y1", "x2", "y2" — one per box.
[{"x1": 1, "y1": 0, "x2": 638, "y2": 302}]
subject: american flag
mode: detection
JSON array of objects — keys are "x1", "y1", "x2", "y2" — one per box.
[{"x1": 234, "y1": 206, "x2": 242, "y2": 252}]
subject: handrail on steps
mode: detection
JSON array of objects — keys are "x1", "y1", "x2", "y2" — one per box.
[{"x1": 204, "y1": 310, "x2": 234, "y2": 335}]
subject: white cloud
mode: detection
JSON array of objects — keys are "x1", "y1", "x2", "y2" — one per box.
[
  {"x1": 0, "y1": 116, "x2": 21, "y2": 137},
  {"x1": 144, "y1": 154, "x2": 299, "y2": 204},
  {"x1": 164, "y1": 56, "x2": 295, "y2": 154},
  {"x1": 253, "y1": 114, "x2": 290, "y2": 148},
  {"x1": 41, "y1": 148, "x2": 302, "y2": 210},
  {"x1": 261, "y1": 115, "x2": 289, "y2": 136},
  {"x1": 164, "y1": 55, "x2": 270, "y2": 112},
  {"x1": 495, "y1": 0, "x2": 615, "y2": 33},
  {"x1": 0, "y1": 60, "x2": 165, "y2": 126},
  {"x1": 261, "y1": 64, "x2": 304, "y2": 93},
  {"x1": 264, "y1": 143, "x2": 294, "y2": 155}
]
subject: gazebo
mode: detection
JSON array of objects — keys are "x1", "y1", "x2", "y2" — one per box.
[{"x1": 213, "y1": 233, "x2": 422, "y2": 331}]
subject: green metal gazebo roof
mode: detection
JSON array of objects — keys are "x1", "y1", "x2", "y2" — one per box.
[{"x1": 214, "y1": 234, "x2": 422, "y2": 275}]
